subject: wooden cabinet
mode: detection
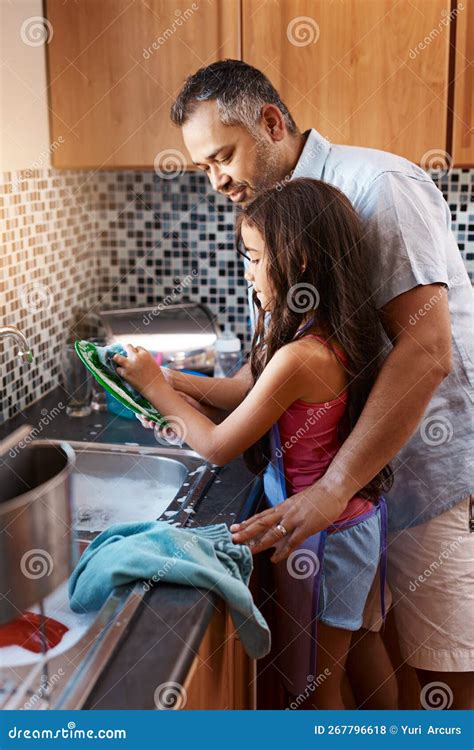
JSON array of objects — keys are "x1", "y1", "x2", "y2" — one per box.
[
  {"x1": 44, "y1": 0, "x2": 473, "y2": 168},
  {"x1": 452, "y1": 0, "x2": 474, "y2": 166},
  {"x1": 242, "y1": 0, "x2": 451, "y2": 163},
  {"x1": 183, "y1": 603, "x2": 256, "y2": 709},
  {"x1": 45, "y1": 0, "x2": 240, "y2": 169}
]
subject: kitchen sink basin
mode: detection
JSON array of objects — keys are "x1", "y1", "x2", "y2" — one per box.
[
  {"x1": 0, "y1": 440, "x2": 217, "y2": 710},
  {"x1": 49, "y1": 440, "x2": 216, "y2": 542}
]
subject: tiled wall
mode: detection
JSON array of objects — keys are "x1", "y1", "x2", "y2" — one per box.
[
  {"x1": 1, "y1": 167, "x2": 473, "y2": 424},
  {"x1": 431, "y1": 169, "x2": 474, "y2": 278},
  {"x1": 0, "y1": 170, "x2": 100, "y2": 423},
  {"x1": 95, "y1": 171, "x2": 247, "y2": 330}
]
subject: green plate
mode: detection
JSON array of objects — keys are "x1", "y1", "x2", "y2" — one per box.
[{"x1": 74, "y1": 340, "x2": 168, "y2": 426}]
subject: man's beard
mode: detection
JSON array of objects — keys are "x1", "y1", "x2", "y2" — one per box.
[
  {"x1": 227, "y1": 136, "x2": 288, "y2": 206},
  {"x1": 250, "y1": 136, "x2": 287, "y2": 196}
]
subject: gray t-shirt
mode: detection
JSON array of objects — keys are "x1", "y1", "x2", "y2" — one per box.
[{"x1": 248, "y1": 129, "x2": 474, "y2": 531}]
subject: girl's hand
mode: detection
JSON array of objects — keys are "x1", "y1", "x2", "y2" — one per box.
[
  {"x1": 136, "y1": 414, "x2": 155, "y2": 429},
  {"x1": 113, "y1": 345, "x2": 166, "y2": 399}
]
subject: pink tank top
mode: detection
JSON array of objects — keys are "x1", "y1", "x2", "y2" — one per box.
[{"x1": 278, "y1": 334, "x2": 373, "y2": 524}]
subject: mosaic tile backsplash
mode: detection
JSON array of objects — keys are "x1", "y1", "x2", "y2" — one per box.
[
  {"x1": 1, "y1": 170, "x2": 100, "y2": 424},
  {"x1": 1, "y1": 167, "x2": 473, "y2": 424}
]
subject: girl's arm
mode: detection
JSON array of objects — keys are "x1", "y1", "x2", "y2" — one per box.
[
  {"x1": 167, "y1": 364, "x2": 252, "y2": 411},
  {"x1": 114, "y1": 345, "x2": 307, "y2": 466}
]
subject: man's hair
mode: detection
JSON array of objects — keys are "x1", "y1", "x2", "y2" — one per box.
[{"x1": 170, "y1": 59, "x2": 298, "y2": 136}]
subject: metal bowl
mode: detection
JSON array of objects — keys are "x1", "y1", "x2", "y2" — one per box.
[{"x1": 0, "y1": 439, "x2": 76, "y2": 624}]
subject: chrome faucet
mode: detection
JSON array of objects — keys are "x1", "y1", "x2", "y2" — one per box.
[{"x1": 0, "y1": 326, "x2": 33, "y2": 363}]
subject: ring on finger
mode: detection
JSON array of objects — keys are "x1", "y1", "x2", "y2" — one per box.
[{"x1": 275, "y1": 523, "x2": 288, "y2": 537}]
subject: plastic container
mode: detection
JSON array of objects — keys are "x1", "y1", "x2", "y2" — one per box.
[
  {"x1": 105, "y1": 391, "x2": 135, "y2": 420},
  {"x1": 214, "y1": 328, "x2": 242, "y2": 378}
]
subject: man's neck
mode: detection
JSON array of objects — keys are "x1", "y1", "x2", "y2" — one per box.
[{"x1": 282, "y1": 130, "x2": 311, "y2": 180}]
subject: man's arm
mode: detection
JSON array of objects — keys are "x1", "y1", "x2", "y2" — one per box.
[
  {"x1": 167, "y1": 361, "x2": 252, "y2": 411},
  {"x1": 231, "y1": 283, "x2": 452, "y2": 559},
  {"x1": 320, "y1": 282, "x2": 452, "y2": 499}
]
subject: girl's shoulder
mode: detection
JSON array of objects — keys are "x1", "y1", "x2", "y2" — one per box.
[
  {"x1": 277, "y1": 335, "x2": 348, "y2": 403},
  {"x1": 281, "y1": 332, "x2": 344, "y2": 360}
]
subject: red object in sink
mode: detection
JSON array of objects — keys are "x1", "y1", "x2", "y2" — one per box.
[{"x1": 0, "y1": 612, "x2": 69, "y2": 653}]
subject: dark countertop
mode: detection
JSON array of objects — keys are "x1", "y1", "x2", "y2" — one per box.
[{"x1": 0, "y1": 387, "x2": 263, "y2": 710}]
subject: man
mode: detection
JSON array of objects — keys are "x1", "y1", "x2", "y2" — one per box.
[{"x1": 170, "y1": 59, "x2": 473, "y2": 708}]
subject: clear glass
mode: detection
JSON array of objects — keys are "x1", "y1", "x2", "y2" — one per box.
[
  {"x1": 88, "y1": 337, "x2": 107, "y2": 412},
  {"x1": 60, "y1": 344, "x2": 93, "y2": 417},
  {"x1": 214, "y1": 351, "x2": 242, "y2": 378}
]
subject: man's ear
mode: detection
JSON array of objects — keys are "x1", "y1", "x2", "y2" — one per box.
[{"x1": 261, "y1": 104, "x2": 286, "y2": 141}]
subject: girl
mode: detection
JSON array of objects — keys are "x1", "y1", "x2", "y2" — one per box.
[{"x1": 113, "y1": 178, "x2": 394, "y2": 709}]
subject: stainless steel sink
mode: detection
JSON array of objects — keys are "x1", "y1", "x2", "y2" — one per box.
[
  {"x1": 49, "y1": 440, "x2": 216, "y2": 542},
  {"x1": 0, "y1": 440, "x2": 217, "y2": 710}
]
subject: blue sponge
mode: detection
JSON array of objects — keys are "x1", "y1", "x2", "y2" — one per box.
[{"x1": 95, "y1": 342, "x2": 141, "y2": 400}]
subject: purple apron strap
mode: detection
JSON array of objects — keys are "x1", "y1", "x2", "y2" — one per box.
[
  {"x1": 378, "y1": 496, "x2": 388, "y2": 623},
  {"x1": 327, "y1": 503, "x2": 378, "y2": 532},
  {"x1": 294, "y1": 316, "x2": 316, "y2": 339}
]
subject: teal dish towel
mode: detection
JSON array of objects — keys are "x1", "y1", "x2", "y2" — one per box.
[{"x1": 68, "y1": 522, "x2": 271, "y2": 659}]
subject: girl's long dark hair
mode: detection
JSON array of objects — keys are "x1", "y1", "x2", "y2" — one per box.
[{"x1": 236, "y1": 177, "x2": 392, "y2": 500}]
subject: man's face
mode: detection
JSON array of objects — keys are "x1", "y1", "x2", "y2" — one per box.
[{"x1": 182, "y1": 101, "x2": 285, "y2": 205}]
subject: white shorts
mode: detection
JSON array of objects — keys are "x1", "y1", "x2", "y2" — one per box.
[{"x1": 363, "y1": 495, "x2": 474, "y2": 672}]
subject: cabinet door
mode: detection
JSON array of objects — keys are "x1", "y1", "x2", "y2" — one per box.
[
  {"x1": 183, "y1": 604, "x2": 256, "y2": 709},
  {"x1": 452, "y1": 1, "x2": 474, "y2": 166},
  {"x1": 242, "y1": 0, "x2": 450, "y2": 164},
  {"x1": 45, "y1": 0, "x2": 240, "y2": 168}
]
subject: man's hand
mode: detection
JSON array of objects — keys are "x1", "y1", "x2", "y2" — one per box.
[{"x1": 230, "y1": 479, "x2": 347, "y2": 562}]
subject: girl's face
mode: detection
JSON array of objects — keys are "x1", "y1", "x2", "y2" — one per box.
[{"x1": 241, "y1": 222, "x2": 275, "y2": 312}]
